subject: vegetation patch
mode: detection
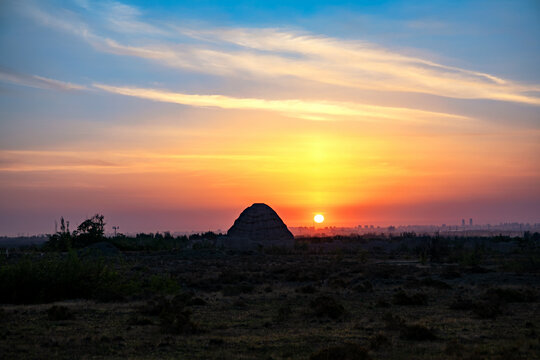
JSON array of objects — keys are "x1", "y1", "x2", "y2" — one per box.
[
  {"x1": 297, "y1": 284, "x2": 318, "y2": 294},
  {"x1": 276, "y1": 305, "x2": 293, "y2": 322},
  {"x1": 46, "y1": 305, "x2": 74, "y2": 321},
  {"x1": 221, "y1": 283, "x2": 254, "y2": 296},
  {"x1": 392, "y1": 290, "x2": 428, "y2": 306},
  {"x1": 484, "y1": 288, "x2": 536, "y2": 303},
  {"x1": 369, "y1": 333, "x2": 390, "y2": 350},
  {"x1": 420, "y1": 277, "x2": 451, "y2": 289},
  {"x1": 450, "y1": 296, "x2": 504, "y2": 319},
  {"x1": 310, "y1": 343, "x2": 370, "y2": 360},
  {"x1": 400, "y1": 324, "x2": 437, "y2": 341},
  {"x1": 139, "y1": 295, "x2": 199, "y2": 334},
  {"x1": 310, "y1": 295, "x2": 346, "y2": 319},
  {"x1": 382, "y1": 312, "x2": 405, "y2": 330},
  {"x1": 160, "y1": 308, "x2": 198, "y2": 335},
  {"x1": 0, "y1": 253, "x2": 126, "y2": 304}
]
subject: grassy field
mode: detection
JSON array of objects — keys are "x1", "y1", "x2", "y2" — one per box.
[{"x1": 1, "y1": 239, "x2": 539, "y2": 359}]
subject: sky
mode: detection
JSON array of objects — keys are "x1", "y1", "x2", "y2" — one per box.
[{"x1": 0, "y1": 0, "x2": 539, "y2": 235}]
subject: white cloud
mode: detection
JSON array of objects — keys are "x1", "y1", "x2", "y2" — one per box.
[
  {"x1": 0, "y1": 68, "x2": 86, "y2": 91},
  {"x1": 20, "y1": 1, "x2": 540, "y2": 106},
  {"x1": 93, "y1": 82, "x2": 469, "y2": 123}
]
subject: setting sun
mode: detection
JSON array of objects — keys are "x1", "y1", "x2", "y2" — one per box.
[{"x1": 314, "y1": 214, "x2": 325, "y2": 223}]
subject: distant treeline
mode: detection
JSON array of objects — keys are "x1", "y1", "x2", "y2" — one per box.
[
  {"x1": 296, "y1": 231, "x2": 540, "y2": 244},
  {"x1": 2, "y1": 214, "x2": 539, "y2": 253},
  {"x1": 40, "y1": 214, "x2": 223, "y2": 252}
]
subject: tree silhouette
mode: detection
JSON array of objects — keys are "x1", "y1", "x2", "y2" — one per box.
[
  {"x1": 73, "y1": 214, "x2": 105, "y2": 247},
  {"x1": 44, "y1": 217, "x2": 73, "y2": 251}
]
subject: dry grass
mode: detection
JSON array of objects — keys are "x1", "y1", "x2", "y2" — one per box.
[{"x1": 1, "y1": 248, "x2": 539, "y2": 359}]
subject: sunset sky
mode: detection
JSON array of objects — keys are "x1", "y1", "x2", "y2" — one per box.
[{"x1": 1, "y1": 0, "x2": 539, "y2": 235}]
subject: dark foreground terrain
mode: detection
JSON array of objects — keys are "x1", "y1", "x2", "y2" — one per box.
[{"x1": 1, "y1": 235, "x2": 539, "y2": 359}]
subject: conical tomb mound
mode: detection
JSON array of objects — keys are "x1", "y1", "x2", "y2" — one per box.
[{"x1": 225, "y1": 203, "x2": 294, "y2": 249}]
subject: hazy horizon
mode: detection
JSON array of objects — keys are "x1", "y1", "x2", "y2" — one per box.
[{"x1": 1, "y1": 1, "x2": 539, "y2": 236}]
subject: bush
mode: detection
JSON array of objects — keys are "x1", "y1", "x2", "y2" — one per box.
[
  {"x1": 187, "y1": 297, "x2": 207, "y2": 306},
  {"x1": 382, "y1": 312, "x2": 405, "y2": 330},
  {"x1": 375, "y1": 298, "x2": 390, "y2": 308},
  {"x1": 127, "y1": 315, "x2": 153, "y2": 326},
  {"x1": 160, "y1": 309, "x2": 198, "y2": 335},
  {"x1": 47, "y1": 305, "x2": 74, "y2": 321},
  {"x1": 392, "y1": 290, "x2": 428, "y2": 306},
  {"x1": 400, "y1": 324, "x2": 437, "y2": 341},
  {"x1": 148, "y1": 275, "x2": 181, "y2": 295},
  {"x1": 276, "y1": 305, "x2": 293, "y2": 322},
  {"x1": 0, "y1": 253, "x2": 126, "y2": 304},
  {"x1": 139, "y1": 295, "x2": 199, "y2": 334},
  {"x1": 472, "y1": 301, "x2": 502, "y2": 319},
  {"x1": 420, "y1": 278, "x2": 451, "y2": 289},
  {"x1": 352, "y1": 280, "x2": 373, "y2": 292},
  {"x1": 310, "y1": 343, "x2": 370, "y2": 360},
  {"x1": 310, "y1": 295, "x2": 346, "y2": 319},
  {"x1": 449, "y1": 297, "x2": 503, "y2": 319},
  {"x1": 369, "y1": 333, "x2": 390, "y2": 350},
  {"x1": 485, "y1": 288, "x2": 536, "y2": 303},
  {"x1": 449, "y1": 297, "x2": 475, "y2": 311},
  {"x1": 221, "y1": 283, "x2": 254, "y2": 296},
  {"x1": 297, "y1": 285, "x2": 317, "y2": 294}
]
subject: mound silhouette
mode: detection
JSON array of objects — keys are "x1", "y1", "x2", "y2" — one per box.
[{"x1": 222, "y1": 203, "x2": 294, "y2": 249}]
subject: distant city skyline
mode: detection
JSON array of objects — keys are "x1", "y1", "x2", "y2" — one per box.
[{"x1": 1, "y1": 1, "x2": 539, "y2": 235}]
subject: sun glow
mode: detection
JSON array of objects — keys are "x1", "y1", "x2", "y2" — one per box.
[{"x1": 314, "y1": 214, "x2": 324, "y2": 223}]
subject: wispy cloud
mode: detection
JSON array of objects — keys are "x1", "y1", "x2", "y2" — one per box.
[
  {"x1": 0, "y1": 150, "x2": 119, "y2": 172},
  {"x1": 0, "y1": 67, "x2": 86, "y2": 91},
  {"x1": 20, "y1": 1, "x2": 540, "y2": 106},
  {"x1": 0, "y1": 149, "x2": 271, "y2": 173},
  {"x1": 93, "y1": 83, "x2": 469, "y2": 123}
]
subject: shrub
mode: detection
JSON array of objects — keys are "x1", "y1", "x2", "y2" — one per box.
[
  {"x1": 221, "y1": 283, "x2": 254, "y2": 296},
  {"x1": 310, "y1": 295, "x2": 346, "y2": 319},
  {"x1": 485, "y1": 288, "x2": 536, "y2": 303},
  {"x1": 392, "y1": 290, "x2": 428, "y2": 306},
  {"x1": 449, "y1": 297, "x2": 476, "y2": 311},
  {"x1": 353, "y1": 280, "x2": 373, "y2": 292},
  {"x1": 140, "y1": 295, "x2": 199, "y2": 334},
  {"x1": 187, "y1": 297, "x2": 207, "y2": 306},
  {"x1": 310, "y1": 343, "x2": 370, "y2": 360},
  {"x1": 47, "y1": 305, "x2": 74, "y2": 321},
  {"x1": 141, "y1": 296, "x2": 170, "y2": 316},
  {"x1": 444, "y1": 339, "x2": 465, "y2": 356},
  {"x1": 441, "y1": 269, "x2": 461, "y2": 279},
  {"x1": 449, "y1": 296, "x2": 502, "y2": 319},
  {"x1": 0, "y1": 253, "x2": 126, "y2": 304},
  {"x1": 160, "y1": 309, "x2": 198, "y2": 335},
  {"x1": 375, "y1": 298, "x2": 390, "y2": 308},
  {"x1": 382, "y1": 312, "x2": 405, "y2": 330},
  {"x1": 127, "y1": 315, "x2": 153, "y2": 326},
  {"x1": 297, "y1": 285, "x2": 317, "y2": 294},
  {"x1": 400, "y1": 324, "x2": 437, "y2": 341},
  {"x1": 276, "y1": 305, "x2": 293, "y2": 322},
  {"x1": 148, "y1": 275, "x2": 181, "y2": 295},
  {"x1": 369, "y1": 333, "x2": 390, "y2": 350},
  {"x1": 472, "y1": 300, "x2": 502, "y2": 319},
  {"x1": 420, "y1": 278, "x2": 451, "y2": 289}
]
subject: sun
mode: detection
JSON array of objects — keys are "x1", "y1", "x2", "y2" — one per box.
[{"x1": 314, "y1": 214, "x2": 324, "y2": 223}]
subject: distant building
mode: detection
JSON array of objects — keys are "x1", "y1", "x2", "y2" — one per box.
[
  {"x1": 469, "y1": 218, "x2": 473, "y2": 226},
  {"x1": 462, "y1": 219, "x2": 465, "y2": 226}
]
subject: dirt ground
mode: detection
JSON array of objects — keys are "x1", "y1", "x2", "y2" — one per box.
[{"x1": 1, "y1": 248, "x2": 539, "y2": 359}]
